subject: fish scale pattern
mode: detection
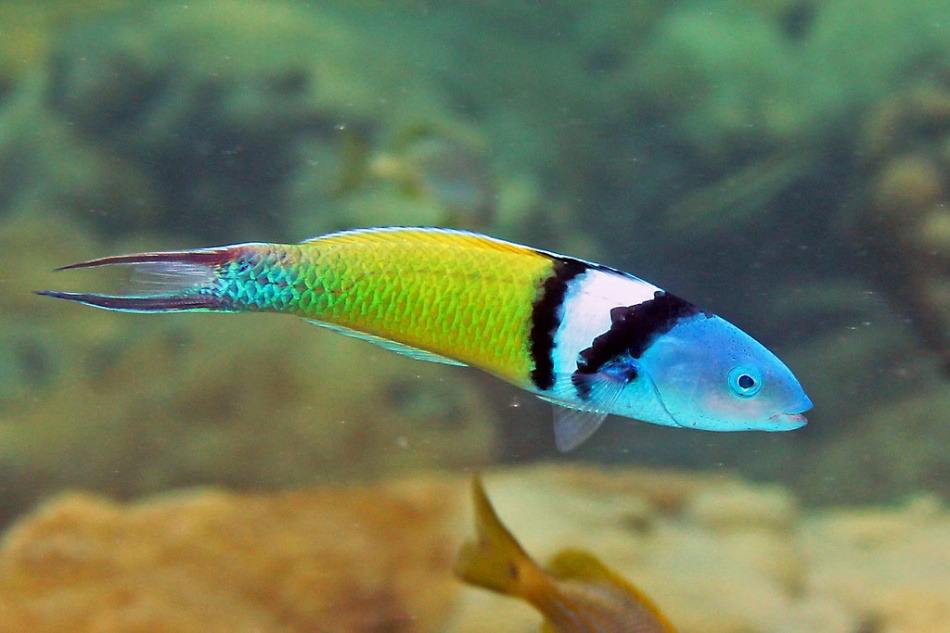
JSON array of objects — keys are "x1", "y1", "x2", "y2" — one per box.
[
  {"x1": 215, "y1": 249, "x2": 304, "y2": 311},
  {"x1": 217, "y1": 229, "x2": 557, "y2": 387}
]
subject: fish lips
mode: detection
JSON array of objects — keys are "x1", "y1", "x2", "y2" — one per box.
[{"x1": 766, "y1": 395, "x2": 813, "y2": 430}]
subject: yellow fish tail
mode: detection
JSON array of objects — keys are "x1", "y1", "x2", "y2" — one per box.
[
  {"x1": 453, "y1": 475, "x2": 550, "y2": 600},
  {"x1": 455, "y1": 475, "x2": 679, "y2": 632}
]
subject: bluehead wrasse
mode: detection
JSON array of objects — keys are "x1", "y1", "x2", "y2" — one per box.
[
  {"x1": 36, "y1": 227, "x2": 812, "y2": 451},
  {"x1": 454, "y1": 474, "x2": 679, "y2": 632}
]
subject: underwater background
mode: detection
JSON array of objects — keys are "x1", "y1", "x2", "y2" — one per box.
[{"x1": 0, "y1": 0, "x2": 949, "y2": 631}]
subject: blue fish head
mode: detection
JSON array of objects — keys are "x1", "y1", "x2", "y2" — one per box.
[{"x1": 638, "y1": 314, "x2": 812, "y2": 431}]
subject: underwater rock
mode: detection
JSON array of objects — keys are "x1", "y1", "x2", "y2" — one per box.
[
  {"x1": 683, "y1": 480, "x2": 799, "y2": 532},
  {"x1": 0, "y1": 72, "x2": 159, "y2": 232},
  {"x1": 0, "y1": 1, "x2": 130, "y2": 89},
  {"x1": 0, "y1": 478, "x2": 464, "y2": 633},
  {"x1": 44, "y1": 0, "x2": 364, "y2": 240},
  {"x1": 856, "y1": 67, "x2": 950, "y2": 372},
  {"x1": 442, "y1": 466, "x2": 950, "y2": 633},
  {"x1": 630, "y1": 0, "x2": 950, "y2": 165},
  {"x1": 0, "y1": 465, "x2": 947, "y2": 632},
  {"x1": 0, "y1": 0, "x2": 518, "y2": 242},
  {"x1": 799, "y1": 494, "x2": 950, "y2": 633},
  {"x1": 634, "y1": 5, "x2": 806, "y2": 164},
  {"x1": 801, "y1": 384, "x2": 950, "y2": 505}
]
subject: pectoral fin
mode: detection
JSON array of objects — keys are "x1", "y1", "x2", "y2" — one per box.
[
  {"x1": 551, "y1": 405, "x2": 609, "y2": 452},
  {"x1": 542, "y1": 366, "x2": 634, "y2": 452}
]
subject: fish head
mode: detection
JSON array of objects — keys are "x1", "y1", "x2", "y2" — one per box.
[{"x1": 638, "y1": 314, "x2": 812, "y2": 431}]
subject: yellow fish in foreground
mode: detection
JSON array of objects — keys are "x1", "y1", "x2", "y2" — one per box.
[{"x1": 454, "y1": 475, "x2": 678, "y2": 632}]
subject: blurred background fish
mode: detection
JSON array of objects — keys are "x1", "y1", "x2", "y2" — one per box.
[
  {"x1": 338, "y1": 124, "x2": 498, "y2": 231},
  {"x1": 454, "y1": 474, "x2": 678, "y2": 633}
]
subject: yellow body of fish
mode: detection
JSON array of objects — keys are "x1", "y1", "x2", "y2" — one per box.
[
  {"x1": 455, "y1": 475, "x2": 678, "y2": 633},
  {"x1": 291, "y1": 228, "x2": 555, "y2": 387}
]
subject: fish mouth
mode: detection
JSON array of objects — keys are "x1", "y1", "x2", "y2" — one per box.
[
  {"x1": 768, "y1": 412, "x2": 808, "y2": 429},
  {"x1": 768, "y1": 395, "x2": 813, "y2": 430}
]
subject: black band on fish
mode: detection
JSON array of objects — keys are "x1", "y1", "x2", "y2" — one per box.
[
  {"x1": 574, "y1": 291, "x2": 707, "y2": 394},
  {"x1": 529, "y1": 258, "x2": 589, "y2": 390}
]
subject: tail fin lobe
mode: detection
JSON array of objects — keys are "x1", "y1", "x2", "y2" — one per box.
[
  {"x1": 453, "y1": 475, "x2": 540, "y2": 598},
  {"x1": 37, "y1": 247, "x2": 239, "y2": 313},
  {"x1": 34, "y1": 289, "x2": 220, "y2": 312},
  {"x1": 52, "y1": 249, "x2": 233, "y2": 272}
]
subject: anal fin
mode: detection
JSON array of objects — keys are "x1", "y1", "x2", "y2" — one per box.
[{"x1": 305, "y1": 320, "x2": 467, "y2": 366}]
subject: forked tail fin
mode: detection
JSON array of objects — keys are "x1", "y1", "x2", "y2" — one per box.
[
  {"x1": 453, "y1": 475, "x2": 544, "y2": 599},
  {"x1": 35, "y1": 246, "x2": 253, "y2": 313}
]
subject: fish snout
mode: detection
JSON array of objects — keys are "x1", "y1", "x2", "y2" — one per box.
[
  {"x1": 767, "y1": 395, "x2": 812, "y2": 430},
  {"x1": 768, "y1": 412, "x2": 808, "y2": 429}
]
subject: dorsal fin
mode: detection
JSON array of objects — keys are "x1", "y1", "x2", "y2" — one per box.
[
  {"x1": 545, "y1": 548, "x2": 680, "y2": 631},
  {"x1": 302, "y1": 226, "x2": 547, "y2": 258},
  {"x1": 545, "y1": 549, "x2": 619, "y2": 584}
]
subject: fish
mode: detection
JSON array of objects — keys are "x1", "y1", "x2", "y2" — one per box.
[
  {"x1": 368, "y1": 131, "x2": 497, "y2": 231},
  {"x1": 36, "y1": 226, "x2": 812, "y2": 451},
  {"x1": 337, "y1": 124, "x2": 496, "y2": 231},
  {"x1": 454, "y1": 474, "x2": 679, "y2": 632}
]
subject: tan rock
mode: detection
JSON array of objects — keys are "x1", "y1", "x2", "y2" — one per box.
[
  {"x1": 871, "y1": 154, "x2": 944, "y2": 227},
  {"x1": 1, "y1": 465, "x2": 949, "y2": 633},
  {"x1": 798, "y1": 495, "x2": 950, "y2": 632},
  {"x1": 0, "y1": 478, "x2": 464, "y2": 633},
  {"x1": 684, "y1": 481, "x2": 799, "y2": 531}
]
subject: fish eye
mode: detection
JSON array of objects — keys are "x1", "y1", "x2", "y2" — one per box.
[{"x1": 728, "y1": 366, "x2": 762, "y2": 397}]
